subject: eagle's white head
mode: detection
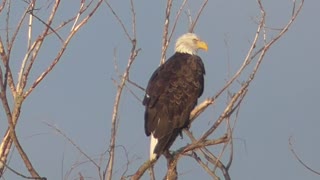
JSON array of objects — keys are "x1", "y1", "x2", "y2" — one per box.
[{"x1": 174, "y1": 33, "x2": 208, "y2": 55}]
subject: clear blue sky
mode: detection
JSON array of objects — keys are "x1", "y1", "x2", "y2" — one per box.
[{"x1": 1, "y1": 0, "x2": 319, "y2": 179}]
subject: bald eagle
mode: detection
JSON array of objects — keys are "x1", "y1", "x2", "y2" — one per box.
[{"x1": 143, "y1": 33, "x2": 208, "y2": 160}]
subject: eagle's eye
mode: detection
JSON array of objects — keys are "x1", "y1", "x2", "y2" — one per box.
[{"x1": 192, "y1": 38, "x2": 198, "y2": 43}]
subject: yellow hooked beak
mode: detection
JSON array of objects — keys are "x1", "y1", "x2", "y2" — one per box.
[{"x1": 197, "y1": 40, "x2": 208, "y2": 51}]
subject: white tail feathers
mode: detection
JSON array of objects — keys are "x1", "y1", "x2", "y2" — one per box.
[{"x1": 150, "y1": 134, "x2": 158, "y2": 160}]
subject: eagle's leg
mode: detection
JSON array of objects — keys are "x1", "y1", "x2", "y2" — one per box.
[
  {"x1": 164, "y1": 149, "x2": 178, "y2": 180},
  {"x1": 164, "y1": 149, "x2": 174, "y2": 168}
]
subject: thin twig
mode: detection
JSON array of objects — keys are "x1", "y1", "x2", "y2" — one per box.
[
  {"x1": 168, "y1": 0, "x2": 188, "y2": 47},
  {"x1": 189, "y1": 0, "x2": 208, "y2": 32},
  {"x1": 127, "y1": 78, "x2": 145, "y2": 92},
  {"x1": 289, "y1": 136, "x2": 320, "y2": 176},
  {"x1": 44, "y1": 122, "x2": 100, "y2": 169},
  {"x1": 0, "y1": 159, "x2": 43, "y2": 180},
  {"x1": 188, "y1": 152, "x2": 218, "y2": 179},
  {"x1": 104, "y1": 0, "x2": 132, "y2": 42},
  {"x1": 160, "y1": 0, "x2": 173, "y2": 64},
  {"x1": 16, "y1": 0, "x2": 35, "y2": 94},
  {"x1": 124, "y1": 83, "x2": 143, "y2": 103},
  {"x1": 28, "y1": 10, "x2": 64, "y2": 42},
  {"x1": 71, "y1": 0, "x2": 85, "y2": 31}
]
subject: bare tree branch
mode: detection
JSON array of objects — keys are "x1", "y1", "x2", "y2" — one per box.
[
  {"x1": 0, "y1": 0, "x2": 103, "y2": 177},
  {"x1": 104, "y1": 1, "x2": 140, "y2": 179},
  {"x1": 0, "y1": 0, "x2": 6, "y2": 14},
  {"x1": 44, "y1": 122, "x2": 100, "y2": 169},
  {"x1": 23, "y1": 0, "x2": 103, "y2": 98},
  {"x1": 289, "y1": 136, "x2": 320, "y2": 176},
  {"x1": 184, "y1": 130, "x2": 231, "y2": 180},
  {"x1": 0, "y1": 51, "x2": 41, "y2": 178},
  {"x1": 189, "y1": 0, "x2": 208, "y2": 33},
  {"x1": 131, "y1": 159, "x2": 157, "y2": 180},
  {"x1": 0, "y1": 159, "x2": 43, "y2": 180},
  {"x1": 188, "y1": 152, "x2": 219, "y2": 179},
  {"x1": 104, "y1": 0, "x2": 132, "y2": 42},
  {"x1": 167, "y1": 0, "x2": 188, "y2": 51},
  {"x1": 160, "y1": 0, "x2": 173, "y2": 64}
]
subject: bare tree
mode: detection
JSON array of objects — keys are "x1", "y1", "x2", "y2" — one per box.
[
  {"x1": 0, "y1": 0, "x2": 103, "y2": 178},
  {"x1": 0, "y1": 0, "x2": 305, "y2": 179},
  {"x1": 128, "y1": 0, "x2": 303, "y2": 179}
]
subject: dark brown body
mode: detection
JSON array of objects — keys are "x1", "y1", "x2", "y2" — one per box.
[{"x1": 143, "y1": 52, "x2": 205, "y2": 158}]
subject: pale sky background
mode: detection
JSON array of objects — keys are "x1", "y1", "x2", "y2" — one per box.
[{"x1": 1, "y1": 0, "x2": 319, "y2": 180}]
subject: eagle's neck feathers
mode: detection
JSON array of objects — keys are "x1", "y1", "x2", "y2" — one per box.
[{"x1": 175, "y1": 44, "x2": 197, "y2": 55}]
